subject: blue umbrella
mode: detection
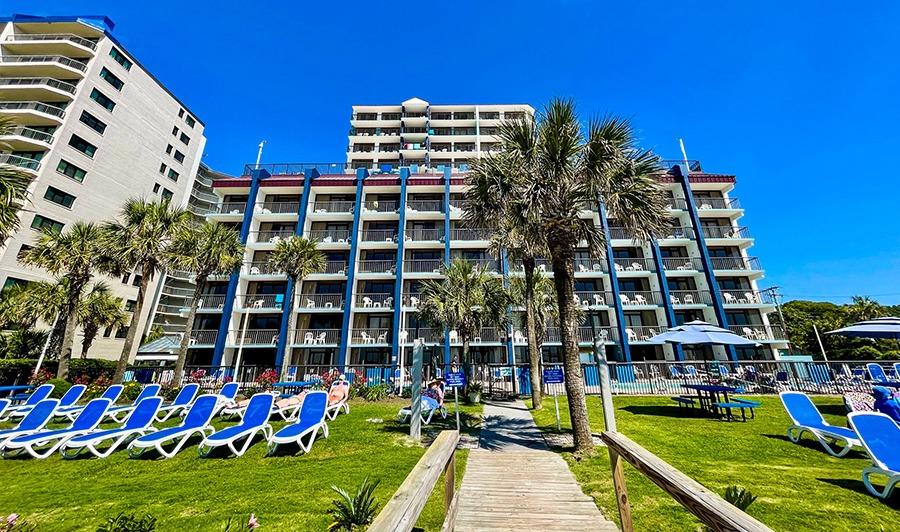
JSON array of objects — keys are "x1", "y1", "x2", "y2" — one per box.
[
  {"x1": 826, "y1": 317, "x2": 900, "y2": 340},
  {"x1": 648, "y1": 320, "x2": 760, "y2": 346}
]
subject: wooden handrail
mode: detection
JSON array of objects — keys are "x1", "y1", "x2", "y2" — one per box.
[
  {"x1": 600, "y1": 431, "x2": 773, "y2": 532},
  {"x1": 369, "y1": 430, "x2": 459, "y2": 532}
]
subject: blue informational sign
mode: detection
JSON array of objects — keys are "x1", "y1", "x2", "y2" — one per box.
[
  {"x1": 543, "y1": 367, "x2": 564, "y2": 384},
  {"x1": 445, "y1": 371, "x2": 466, "y2": 388}
]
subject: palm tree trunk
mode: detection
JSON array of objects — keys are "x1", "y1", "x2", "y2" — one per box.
[
  {"x1": 57, "y1": 298, "x2": 79, "y2": 380},
  {"x1": 114, "y1": 264, "x2": 152, "y2": 383},
  {"x1": 81, "y1": 324, "x2": 98, "y2": 358},
  {"x1": 549, "y1": 245, "x2": 593, "y2": 453},
  {"x1": 173, "y1": 276, "x2": 205, "y2": 386},
  {"x1": 523, "y1": 256, "x2": 543, "y2": 410}
]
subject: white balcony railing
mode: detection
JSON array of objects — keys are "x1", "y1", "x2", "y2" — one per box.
[
  {"x1": 292, "y1": 329, "x2": 341, "y2": 345},
  {"x1": 668, "y1": 290, "x2": 711, "y2": 306},
  {"x1": 298, "y1": 294, "x2": 344, "y2": 310}
]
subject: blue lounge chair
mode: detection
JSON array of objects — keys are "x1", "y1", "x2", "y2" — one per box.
[
  {"x1": 105, "y1": 384, "x2": 161, "y2": 422},
  {"x1": 61, "y1": 397, "x2": 164, "y2": 459},
  {"x1": 0, "y1": 399, "x2": 9, "y2": 419},
  {"x1": 8, "y1": 384, "x2": 85, "y2": 420},
  {"x1": 154, "y1": 383, "x2": 200, "y2": 422},
  {"x1": 684, "y1": 365, "x2": 700, "y2": 377},
  {"x1": 128, "y1": 395, "x2": 218, "y2": 458},
  {"x1": 893, "y1": 363, "x2": 900, "y2": 380},
  {"x1": 267, "y1": 391, "x2": 328, "y2": 455},
  {"x1": 668, "y1": 366, "x2": 683, "y2": 378},
  {"x1": 0, "y1": 384, "x2": 54, "y2": 420},
  {"x1": 56, "y1": 384, "x2": 124, "y2": 421},
  {"x1": 848, "y1": 412, "x2": 900, "y2": 498},
  {"x1": 2, "y1": 398, "x2": 112, "y2": 459},
  {"x1": 199, "y1": 393, "x2": 274, "y2": 457},
  {"x1": 868, "y1": 363, "x2": 889, "y2": 382},
  {"x1": 213, "y1": 382, "x2": 241, "y2": 415},
  {"x1": 0, "y1": 399, "x2": 59, "y2": 446},
  {"x1": 779, "y1": 391, "x2": 860, "y2": 457}
]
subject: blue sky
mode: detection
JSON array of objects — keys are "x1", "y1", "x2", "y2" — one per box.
[{"x1": 9, "y1": 1, "x2": 900, "y2": 304}]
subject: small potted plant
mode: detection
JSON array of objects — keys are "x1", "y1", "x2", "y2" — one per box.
[{"x1": 467, "y1": 382, "x2": 483, "y2": 404}]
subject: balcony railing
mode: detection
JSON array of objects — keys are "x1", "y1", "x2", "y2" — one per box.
[
  {"x1": 575, "y1": 258, "x2": 607, "y2": 273},
  {"x1": 322, "y1": 261, "x2": 348, "y2": 274},
  {"x1": 307, "y1": 229, "x2": 351, "y2": 243},
  {"x1": 356, "y1": 293, "x2": 394, "y2": 309},
  {"x1": 573, "y1": 291, "x2": 614, "y2": 307},
  {"x1": 701, "y1": 226, "x2": 751, "y2": 239},
  {"x1": 544, "y1": 326, "x2": 618, "y2": 343},
  {"x1": 448, "y1": 199, "x2": 466, "y2": 211},
  {"x1": 362, "y1": 200, "x2": 399, "y2": 213},
  {"x1": 399, "y1": 327, "x2": 441, "y2": 343},
  {"x1": 710, "y1": 256, "x2": 761, "y2": 271},
  {"x1": 695, "y1": 197, "x2": 741, "y2": 210},
  {"x1": 666, "y1": 197, "x2": 688, "y2": 210},
  {"x1": 239, "y1": 293, "x2": 284, "y2": 309},
  {"x1": 0, "y1": 153, "x2": 40, "y2": 171},
  {"x1": 312, "y1": 200, "x2": 354, "y2": 213},
  {"x1": 196, "y1": 295, "x2": 226, "y2": 310},
  {"x1": 190, "y1": 330, "x2": 218, "y2": 346},
  {"x1": 361, "y1": 229, "x2": 397, "y2": 242},
  {"x1": 0, "y1": 100, "x2": 65, "y2": 118},
  {"x1": 405, "y1": 228, "x2": 444, "y2": 242},
  {"x1": 450, "y1": 228, "x2": 492, "y2": 241},
  {"x1": 406, "y1": 200, "x2": 443, "y2": 212},
  {"x1": 661, "y1": 226, "x2": 695, "y2": 240},
  {"x1": 298, "y1": 293, "x2": 344, "y2": 310},
  {"x1": 231, "y1": 329, "x2": 280, "y2": 345},
  {"x1": 722, "y1": 290, "x2": 773, "y2": 305},
  {"x1": 0, "y1": 55, "x2": 87, "y2": 72},
  {"x1": 251, "y1": 229, "x2": 295, "y2": 243},
  {"x1": 404, "y1": 259, "x2": 444, "y2": 273},
  {"x1": 292, "y1": 329, "x2": 341, "y2": 345},
  {"x1": 619, "y1": 291, "x2": 663, "y2": 306},
  {"x1": 660, "y1": 257, "x2": 703, "y2": 271},
  {"x1": 462, "y1": 258, "x2": 499, "y2": 271},
  {"x1": 613, "y1": 257, "x2": 653, "y2": 272},
  {"x1": 669, "y1": 290, "x2": 712, "y2": 306},
  {"x1": 5, "y1": 33, "x2": 98, "y2": 50},
  {"x1": 0, "y1": 76, "x2": 77, "y2": 94},
  {"x1": 625, "y1": 326, "x2": 668, "y2": 342},
  {"x1": 402, "y1": 292, "x2": 422, "y2": 307},
  {"x1": 729, "y1": 324, "x2": 787, "y2": 341},
  {"x1": 358, "y1": 260, "x2": 396, "y2": 273},
  {"x1": 244, "y1": 262, "x2": 282, "y2": 275},
  {"x1": 216, "y1": 202, "x2": 245, "y2": 215},
  {"x1": 255, "y1": 202, "x2": 299, "y2": 214},
  {"x1": 351, "y1": 328, "x2": 391, "y2": 344}
]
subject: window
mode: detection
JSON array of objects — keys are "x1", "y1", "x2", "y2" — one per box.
[
  {"x1": 161, "y1": 188, "x2": 173, "y2": 201},
  {"x1": 121, "y1": 273, "x2": 131, "y2": 283},
  {"x1": 172, "y1": 126, "x2": 179, "y2": 136},
  {"x1": 167, "y1": 168, "x2": 179, "y2": 181},
  {"x1": 99, "y1": 67, "x2": 123, "y2": 90},
  {"x1": 179, "y1": 132, "x2": 190, "y2": 145},
  {"x1": 173, "y1": 150, "x2": 185, "y2": 163},
  {"x1": 114, "y1": 326, "x2": 128, "y2": 338},
  {"x1": 109, "y1": 47, "x2": 132, "y2": 70},
  {"x1": 165, "y1": 144, "x2": 173, "y2": 155},
  {"x1": 159, "y1": 163, "x2": 167, "y2": 174},
  {"x1": 124, "y1": 299, "x2": 136, "y2": 312},
  {"x1": 79, "y1": 110, "x2": 107, "y2": 134},
  {"x1": 89, "y1": 88, "x2": 116, "y2": 111},
  {"x1": 56, "y1": 159, "x2": 85, "y2": 182},
  {"x1": 44, "y1": 186, "x2": 76, "y2": 208},
  {"x1": 31, "y1": 214, "x2": 64, "y2": 233},
  {"x1": 153, "y1": 183, "x2": 160, "y2": 193},
  {"x1": 178, "y1": 108, "x2": 185, "y2": 118},
  {"x1": 68, "y1": 134, "x2": 97, "y2": 158},
  {"x1": 131, "y1": 274, "x2": 142, "y2": 287},
  {"x1": 185, "y1": 115, "x2": 196, "y2": 128},
  {"x1": 103, "y1": 325, "x2": 113, "y2": 338}
]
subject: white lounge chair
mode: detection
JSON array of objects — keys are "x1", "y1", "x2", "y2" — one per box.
[
  {"x1": 154, "y1": 383, "x2": 201, "y2": 422},
  {"x1": 848, "y1": 412, "x2": 900, "y2": 498},
  {"x1": 0, "y1": 399, "x2": 59, "y2": 446},
  {"x1": 2, "y1": 398, "x2": 113, "y2": 459},
  {"x1": 267, "y1": 391, "x2": 329, "y2": 455},
  {"x1": 780, "y1": 391, "x2": 860, "y2": 457},
  {"x1": 128, "y1": 395, "x2": 219, "y2": 459},
  {"x1": 61, "y1": 397, "x2": 163, "y2": 459},
  {"x1": 199, "y1": 393, "x2": 274, "y2": 458}
]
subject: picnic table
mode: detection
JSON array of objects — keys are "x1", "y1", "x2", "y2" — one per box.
[
  {"x1": 0, "y1": 385, "x2": 33, "y2": 401},
  {"x1": 681, "y1": 383, "x2": 737, "y2": 416}
]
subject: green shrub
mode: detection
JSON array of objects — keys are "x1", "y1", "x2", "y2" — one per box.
[
  {"x1": 724, "y1": 485, "x2": 758, "y2": 511},
  {"x1": 327, "y1": 476, "x2": 380, "y2": 531},
  {"x1": 853, "y1": 345, "x2": 883, "y2": 360},
  {"x1": 121, "y1": 381, "x2": 143, "y2": 402},
  {"x1": 96, "y1": 512, "x2": 157, "y2": 532},
  {"x1": 68, "y1": 359, "x2": 117, "y2": 380},
  {"x1": 361, "y1": 383, "x2": 390, "y2": 402},
  {"x1": 0, "y1": 359, "x2": 37, "y2": 386},
  {"x1": 161, "y1": 386, "x2": 181, "y2": 402},
  {"x1": 879, "y1": 349, "x2": 900, "y2": 360},
  {"x1": 46, "y1": 378, "x2": 73, "y2": 399}
]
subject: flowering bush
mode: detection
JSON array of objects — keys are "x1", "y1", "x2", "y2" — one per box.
[
  {"x1": 121, "y1": 381, "x2": 143, "y2": 402},
  {"x1": 254, "y1": 370, "x2": 278, "y2": 390},
  {"x1": 29, "y1": 368, "x2": 53, "y2": 386},
  {"x1": 72, "y1": 374, "x2": 92, "y2": 386},
  {"x1": 189, "y1": 369, "x2": 207, "y2": 383},
  {"x1": 85, "y1": 375, "x2": 113, "y2": 399}
]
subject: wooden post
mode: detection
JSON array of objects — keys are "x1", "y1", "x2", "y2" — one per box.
[
  {"x1": 443, "y1": 450, "x2": 456, "y2": 513},
  {"x1": 597, "y1": 348, "x2": 633, "y2": 531}
]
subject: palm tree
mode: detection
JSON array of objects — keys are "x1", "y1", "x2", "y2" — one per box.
[
  {"x1": 0, "y1": 116, "x2": 35, "y2": 242},
  {"x1": 467, "y1": 152, "x2": 548, "y2": 409},
  {"x1": 847, "y1": 296, "x2": 883, "y2": 322},
  {"x1": 21, "y1": 223, "x2": 112, "y2": 378},
  {"x1": 487, "y1": 99, "x2": 670, "y2": 453},
  {"x1": 104, "y1": 198, "x2": 190, "y2": 382},
  {"x1": 77, "y1": 283, "x2": 127, "y2": 358},
  {"x1": 167, "y1": 221, "x2": 244, "y2": 383},
  {"x1": 268, "y1": 235, "x2": 326, "y2": 323},
  {"x1": 418, "y1": 259, "x2": 509, "y2": 387}
]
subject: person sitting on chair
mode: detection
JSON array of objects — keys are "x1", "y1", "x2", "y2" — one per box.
[
  {"x1": 328, "y1": 375, "x2": 350, "y2": 406},
  {"x1": 873, "y1": 386, "x2": 900, "y2": 423},
  {"x1": 422, "y1": 379, "x2": 444, "y2": 410}
]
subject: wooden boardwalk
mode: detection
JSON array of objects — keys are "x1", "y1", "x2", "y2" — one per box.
[{"x1": 454, "y1": 400, "x2": 617, "y2": 531}]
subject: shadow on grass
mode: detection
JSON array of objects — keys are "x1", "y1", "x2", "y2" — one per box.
[
  {"x1": 621, "y1": 405, "x2": 709, "y2": 419},
  {"x1": 760, "y1": 433, "x2": 868, "y2": 459},
  {"x1": 817, "y1": 403, "x2": 851, "y2": 417},
  {"x1": 380, "y1": 411, "x2": 483, "y2": 437},
  {"x1": 817, "y1": 477, "x2": 900, "y2": 508}
]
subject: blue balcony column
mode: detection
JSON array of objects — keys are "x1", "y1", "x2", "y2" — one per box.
[
  {"x1": 650, "y1": 239, "x2": 684, "y2": 361},
  {"x1": 274, "y1": 168, "x2": 318, "y2": 374},
  {"x1": 500, "y1": 249, "x2": 518, "y2": 395},
  {"x1": 337, "y1": 169, "x2": 367, "y2": 370},
  {"x1": 391, "y1": 168, "x2": 410, "y2": 369},
  {"x1": 598, "y1": 200, "x2": 632, "y2": 362},
  {"x1": 674, "y1": 165, "x2": 737, "y2": 361},
  {"x1": 442, "y1": 167, "x2": 452, "y2": 367},
  {"x1": 212, "y1": 168, "x2": 268, "y2": 367}
]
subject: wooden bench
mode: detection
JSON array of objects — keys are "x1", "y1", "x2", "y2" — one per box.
[
  {"x1": 714, "y1": 400, "x2": 759, "y2": 421},
  {"x1": 671, "y1": 396, "x2": 696, "y2": 409}
]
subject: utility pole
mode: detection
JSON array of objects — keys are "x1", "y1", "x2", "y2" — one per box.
[
  {"x1": 255, "y1": 140, "x2": 267, "y2": 169},
  {"x1": 768, "y1": 286, "x2": 791, "y2": 352}
]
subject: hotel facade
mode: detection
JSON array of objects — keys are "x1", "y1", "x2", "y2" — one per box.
[
  {"x1": 0, "y1": 14, "x2": 206, "y2": 359},
  {"x1": 181, "y1": 98, "x2": 787, "y2": 374}
]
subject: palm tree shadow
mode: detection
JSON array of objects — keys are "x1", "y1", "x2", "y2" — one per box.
[{"x1": 621, "y1": 405, "x2": 707, "y2": 419}]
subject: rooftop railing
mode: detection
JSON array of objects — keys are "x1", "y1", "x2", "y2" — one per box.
[{"x1": 5, "y1": 33, "x2": 98, "y2": 50}]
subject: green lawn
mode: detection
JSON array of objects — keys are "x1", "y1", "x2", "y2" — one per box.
[
  {"x1": 531, "y1": 395, "x2": 898, "y2": 531},
  {"x1": 0, "y1": 399, "x2": 480, "y2": 531}
]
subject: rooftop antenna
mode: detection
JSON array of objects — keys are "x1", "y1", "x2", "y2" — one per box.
[
  {"x1": 678, "y1": 138, "x2": 692, "y2": 175},
  {"x1": 255, "y1": 140, "x2": 267, "y2": 169}
]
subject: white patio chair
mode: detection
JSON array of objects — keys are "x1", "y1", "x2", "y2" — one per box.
[
  {"x1": 303, "y1": 332, "x2": 314, "y2": 343},
  {"x1": 316, "y1": 332, "x2": 327, "y2": 344},
  {"x1": 631, "y1": 262, "x2": 644, "y2": 271},
  {"x1": 742, "y1": 327, "x2": 758, "y2": 340},
  {"x1": 198, "y1": 298, "x2": 204, "y2": 309},
  {"x1": 383, "y1": 297, "x2": 393, "y2": 307},
  {"x1": 593, "y1": 293, "x2": 604, "y2": 306},
  {"x1": 670, "y1": 294, "x2": 681, "y2": 305},
  {"x1": 683, "y1": 294, "x2": 695, "y2": 304},
  {"x1": 377, "y1": 332, "x2": 388, "y2": 343},
  {"x1": 306, "y1": 298, "x2": 315, "y2": 309},
  {"x1": 410, "y1": 296, "x2": 419, "y2": 307},
  {"x1": 250, "y1": 266, "x2": 260, "y2": 275},
  {"x1": 723, "y1": 292, "x2": 737, "y2": 304},
  {"x1": 626, "y1": 328, "x2": 638, "y2": 342},
  {"x1": 399, "y1": 330, "x2": 408, "y2": 343},
  {"x1": 592, "y1": 264, "x2": 602, "y2": 272},
  {"x1": 615, "y1": 263, "x2": 625, "y2": 272},
  {"x1": 449, "y1": 330, "x2": 458, "y2": 343},
  {"x1": 620, "y1": 294, "x2": 631, "y2": 305},
  {"x1": 578, "y1": 264, "x2": 588, "y2": 272},
  {"x1": 634, "y1": 294, "x2": 648, "y2": 305},
  {"x1": 745, "y1": 292, "x2": 759, "y2": 304},
  {"x1": 361, "y1": 332, "x2": 374, "y2": 344},
  {"x1": 252, "y1": 299, "x2": 264, "y2": 308},
  {"x1": 513, "y1": 330, "x2": 525, "y2": 343},
  {"x1": 363, "y1": 297, "x2": 373, "y2": 308}
]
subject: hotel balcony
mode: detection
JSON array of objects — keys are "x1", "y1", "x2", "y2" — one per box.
[
  {"x1": 361, "y1": 200, "x2": 399, "y2": 214},
  {"x1": 229, "y1": 329, "x2": 280, "y2": 346},
  {"x1": 399, "y1": 327, "x2": 442, "y2": 344},
  {"x1": 701, "y1": 225, "x2": 752, "y2": 242},
  {"x1": 249, "y1": 229, "x2": 295, "y2": 246},
  {"x1": 306, "y1": 229, "x2": 351, "y2": 245},
  {"x1": 254, "y1": 202, "x2": 299, "y2": 218},
  {"x1": 710, "y1": 256, "x2": 761, "y2": 272},
  {"x1": 242, "y1": 261, "x2": 283, "y2": 278},
  {"x1": 669, "y1": 290, "x2": 712, "y2": 306},
  {"x1": 626, "y1": 325, "x2": 669, "y2": 343},
  {"x1": 3, "y1": 33, "x2": 98, "y2": 55},
  {"x1": 0, "y1": 77, "x2": 78, "y2": 100},
  {"x1": 696, "y1": 197, "x2": 742, "y2": 212},
  {"x1": 309, "y1": 261, "x2": 348, "y2": 277},
  {"x1": 0, "y1": 153, "x2": 41, "y2": 173},
  {"x1": 360, "y1": 229, "x2": 397, "y2": 243},
  {"x1": 355, "y1": 293, "x2": 394, "y2": 310},
  {"x1": 0, "y1": 101, "x2": 65, "y2": 125},
  {"x1": 292, "y1": 328, "x2": 341, "y2": 346},
  {"x1": 575, "y1": 258, "x2": 608, "y2": 273},
  {"x1": 722, "y1": 290, "x2": 774, "y2": 306},
  {"x1": 0, "y1": 125, "x2": 54, "y2": 150},
  {"x1": 311, "y1": 200, "x2": 354, "y2": 215},
  {"x1": 208, "y1": 202, "x2": 246, "y2": 218},
  {"x1": 351, "y1": 328, "x2": 391, "y2": 345},
  {"x1": 404, "y1": 259, "x2": 444, "y2": 275},
  {"x1": 574, "y1": 291, "x2": 615, "y2": 307},
  {"x1": 237, "y1": 294, "x2": 284, "y2": 311},
  {"x1": 154, "y1": 303, "x2": 185, "y2": 317},
  {"x1": 660, "y1": 257, "x2": 704, "y2": 272},
  {"x1": 0, "y1": 55, "x2": 88, "y2": 78},
  {"x1": 619, "y1": 291, "x2": 663, "y2": 307},
  {"x1": 404, "y1": 228, "x2": 445, "y2": 243},
  {"x1": 661, "y1": 226, "x2": 696, "y2": 241},
  {"x1": 298, "y1": 293, "x2": 344, "y2": 311},
  {"x1": 189, "y1": 330, "x2": 218, "y2": 347},
  {"x1": 196, "y1": 295, "x2": 226, "y2": 312},
  {"x1": 613, "y1": 257, "x2": 654, "y2": 274},
  {"x1": 544, "y1": 326, "x2": 619, "y2": 344},
  {"x1": 666, "y1": 197, "x2": 688, "y2": 210},
  {"x1": 406, "y1": 199, "x2": 443, "y2": 213},
  {"x1": 357, "y1": 259, "x2": 396, "y2": 274},
  {"x1": 449, "y1": 228, "x2": 492, "y2": 243},
  {"x1": 463, "y1": 258, "x2": 499, "y2": 273},
  {"x1": 729, "y1": 324, "x2": 787, "y2": 342}
]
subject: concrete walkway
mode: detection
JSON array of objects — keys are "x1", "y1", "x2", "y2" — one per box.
[{"x1": 454, "y1": 400, "x2": 617, "y2": 531}]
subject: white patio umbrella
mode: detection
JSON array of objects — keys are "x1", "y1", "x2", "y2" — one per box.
[
  {"x1": 826, "y1": 317, "x2": 900, "y2": 340},
  {"x1": 648, "y1": 320, "x2": 760, "y2": 346}
]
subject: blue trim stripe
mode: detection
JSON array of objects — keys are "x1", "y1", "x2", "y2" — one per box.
[
  {"x1": 598, "y1": 201, "x2": 631, "y2": 362},
  {"x1": 391, "y1": 168, "x2": 410, "y2": 366},
  {"x1": 337, "y1": 169, "x2": 367, "y2": 369},
  {"x1": 650, "y1": 240, "x2": 684, "y2": 360},
  {"x1": 442, "y1": 168, "x2": 452, "y2": 366},
  {"x1": 501, "y1": 250, "x2": 516, "y2": 365}
]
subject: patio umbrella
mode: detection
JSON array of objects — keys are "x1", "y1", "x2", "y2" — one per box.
[
  {"x1": 826, "y1": 317, "x2": 900, "y2": 340},
  {"x1": 648, "y1": 320, "x2": 760, "y2": 346}
]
